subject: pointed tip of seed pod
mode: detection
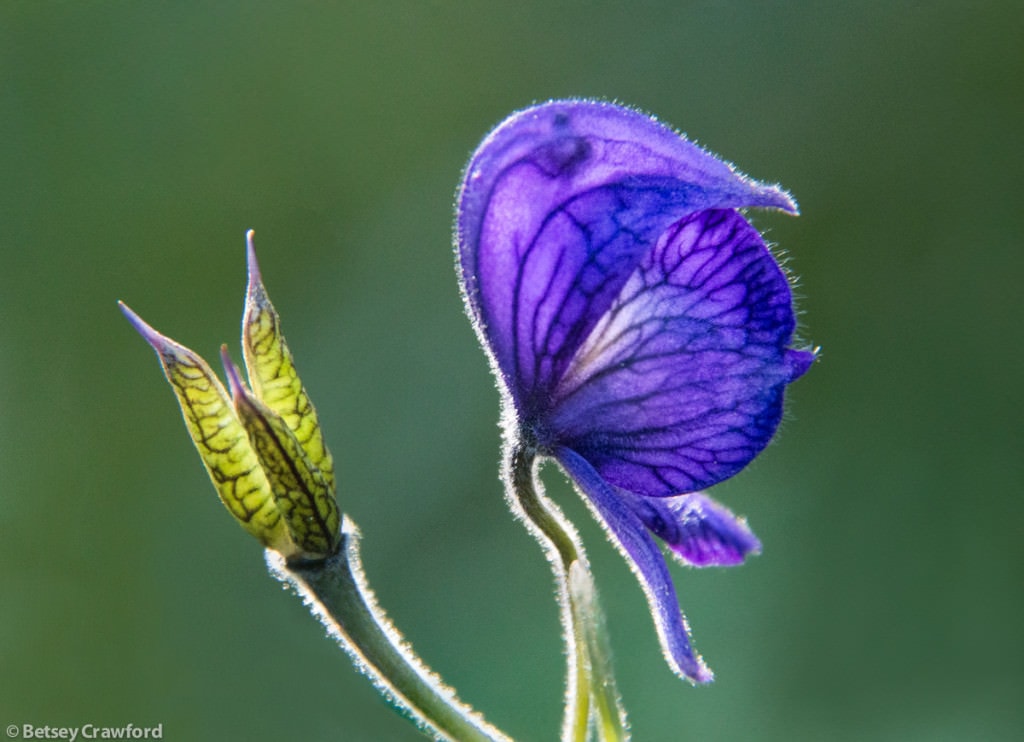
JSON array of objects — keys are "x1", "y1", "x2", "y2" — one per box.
[
  {"x1": 219, "y1": 344, "x2": 246, "y2": 399},
  {"x1": 118, "y1": 300, "x2": 167, "y2": 350},
  {"x1": 246, "y1": 229, "x2": 263, "y2": 290}
]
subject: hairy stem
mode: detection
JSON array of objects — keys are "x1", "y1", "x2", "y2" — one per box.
[
  {"x1": 268, "y1": 518, "x2": 511, "y2": 742},
  {"x1": 507, "y1": 444, "x2": 628, "y2": 742}
]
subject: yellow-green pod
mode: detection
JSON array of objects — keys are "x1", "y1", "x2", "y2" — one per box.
[
  {"x1": 118, "y1": 302, "x2": 298, "y2": 557},
  {"x1": 242, "y1": 231, "x2": 336, "y2": 493},
  {"x1": 222, "y1": 348, "x2": 340, "y2": 560}
]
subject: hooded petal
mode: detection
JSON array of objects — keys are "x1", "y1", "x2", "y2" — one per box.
[
  {"x1": 548, "y1": 208, "x2": 815, "y2": 496},
  {"x1": 555, "y1": 446, "x2": 712, "y2": 683},
  {"x1": 619, "y1": 490, "x2": 761, "y2": 567},
  {"x1": 456, "y1": 100, "x2": 796, "y2": 419}
]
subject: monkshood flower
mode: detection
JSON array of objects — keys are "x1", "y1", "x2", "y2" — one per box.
[
  {"x1": 457, "y1": 100, "x2": 815, "y2": 683},
  {"x1": 119, "y1": 232, "x2": 341, "y2": 563}
]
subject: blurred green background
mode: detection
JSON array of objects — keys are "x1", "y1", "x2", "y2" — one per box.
[{"x1": 2, "y1": 2, "x2": 1021, "y2": 740}]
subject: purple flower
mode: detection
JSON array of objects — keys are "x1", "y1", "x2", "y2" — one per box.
[{"x1": 456, "y1": 100, "x2": 814, "y2": 682}]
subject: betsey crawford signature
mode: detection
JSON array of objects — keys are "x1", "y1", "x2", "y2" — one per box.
[{"x1": 8, "y1": 724, "x2": 163, "y2": 740}]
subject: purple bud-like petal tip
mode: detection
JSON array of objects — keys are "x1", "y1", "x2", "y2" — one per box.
[
  {"x1": 786, "y1": 347, "x2": 818, "y2": 381},
  {"x1": 219, "y1": 345, "x2": 247, "y2": 400},
  {"x1": 245, "y1": 229, "x2": 262, "y2": 290},
  {"x1": 118, "y1": 301, "x2": 185, "y2": 359},
  {"x1": 118, "y1": 301, "x2": 159, "y2": 345},
  {"x1": 623, "y1": 490, "x2": 761, "y2": 568}
]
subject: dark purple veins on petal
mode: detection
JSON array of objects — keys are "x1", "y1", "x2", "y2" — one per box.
[
  {"x1": 514, "y1": 184, "x2": 735, "y2": 419},
  {"x1": 457, "y1": 100, "x2": 797, "y2": 422},
  {"x1": 548, "y1": 209, "x2": 808, "y2": 496}
]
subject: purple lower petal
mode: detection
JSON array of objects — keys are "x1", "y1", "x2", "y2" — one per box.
[
  {"x1": 549, "y1": 209, "x2": 812, "y2": 496},
  {"x1": 554, "y1": 446, "x2": 713, "y2": 683},
  {"x1": 619, "y1": 490, "x2": 761, "y2": 567}
]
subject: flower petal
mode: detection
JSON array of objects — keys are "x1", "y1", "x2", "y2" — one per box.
[
  {"x1": 554, "y1": 446, "x2": 713, "y2": 683},
  {"x1": 549, "y1": 208, "x2": 815, "y2": 496},
  {"x1": 619, "y1": 490, "x2": 761, "y2": 567},
  {"x1": 457, "y1": 100, "x2": 796, "y2": 419}
]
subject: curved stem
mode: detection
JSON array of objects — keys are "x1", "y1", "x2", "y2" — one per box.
[
  {"x1": 507, "y1": 444, "x2": 628, "y2": 742},
  {"x1": 268, "y1": 518, "x2": 511, "y2": 742}
]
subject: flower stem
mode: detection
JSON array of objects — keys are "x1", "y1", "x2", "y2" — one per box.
[
  {"x1": 508, "y1": 444, "x2": 628, "y2": 742},
  {"x1": 268, "y1": 518, "x2": 511, "y2": 742}
]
